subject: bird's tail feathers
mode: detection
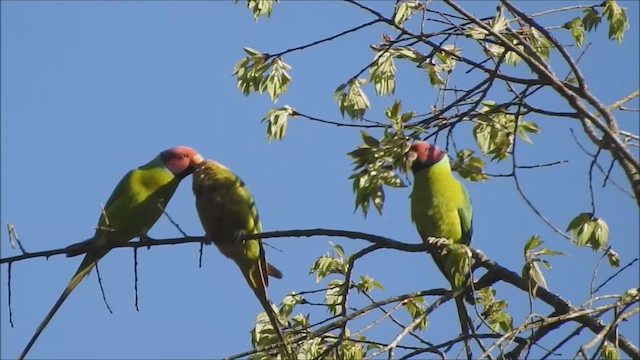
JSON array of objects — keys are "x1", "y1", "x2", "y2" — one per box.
[
  {"x1": 455, "y1": 296, "x2": 473, "y2": 360},
  {"x1": 244, "y1": 259, "x2": 293, "y2": 360},
  {"x1": 64, "y1": 237, "x2": 95, "y2": 257},
  {"x1": 267, "y1": 262, "x2": 283, "y2": 279},
  {"x1": 18, "y1": 251, "x2": 103, "y2": 360}
]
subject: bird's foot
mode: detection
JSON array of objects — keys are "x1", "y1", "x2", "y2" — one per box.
[
  {"x1": 202, "y1": 234, "x2": 213, "y2": 246},
  {"x1": 139, "y1": 233, "x2": 152, "y2": 250}
]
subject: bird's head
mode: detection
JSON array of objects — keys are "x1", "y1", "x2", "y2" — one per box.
[
  {"x1": 406, "y1": 141, "x2": 445, "y2": 173},
  {"x1": 160, "y1": 146, "x2": 204, "y2": 178}
]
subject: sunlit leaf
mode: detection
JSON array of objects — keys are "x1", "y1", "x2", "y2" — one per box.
[{"x1": 603, "y1": 0, "x2": 628, "y2": 42}]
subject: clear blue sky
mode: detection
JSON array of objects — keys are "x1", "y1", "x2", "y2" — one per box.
[{"x1": 1, "y1": 1, "x2": 638, "y2": 359}]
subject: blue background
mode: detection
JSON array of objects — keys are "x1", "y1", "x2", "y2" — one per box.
[{"x1": 2, "y1": 1, "x2": 638, "y2": 359}]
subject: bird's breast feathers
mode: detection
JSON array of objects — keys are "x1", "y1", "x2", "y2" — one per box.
[{"x1": 410, "y1": 166, "x2": 465, "y2": 242}]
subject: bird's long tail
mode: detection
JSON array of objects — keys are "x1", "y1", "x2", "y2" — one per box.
[
  {"x1": 18, "y1": 250, "x2": 104, "y2": 360},
  {"x1": 64, "y1": 237, "x2": 95, "y2": 257},
  {"x1": 431, "y1": 251, "x2": 474, "y2": 359},
  {"x1": 455, "y1": 295, "x2": 473, "y2": 360},
  {"x1": 245, "y1": 261, "x2": 292, "y2": 360}
]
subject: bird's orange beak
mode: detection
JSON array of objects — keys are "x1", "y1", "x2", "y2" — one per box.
[
  {"x1": 406, "y1": 150, "x2": 418, "y2": 164},
  {"x1": 192, "y1": 153, "x2": 204, "y2": 165}
]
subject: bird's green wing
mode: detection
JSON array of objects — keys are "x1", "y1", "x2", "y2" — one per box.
[{"x1": 457, "y1": 182, "x2": 473, "y2": 246}]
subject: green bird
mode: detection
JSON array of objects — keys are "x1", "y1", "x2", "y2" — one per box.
[
  {"x1": 19, "y1": 146, "x2": 204, "y2": 360},
  {"x1": 407, "y1": 141, "x2": 474, "y2": 359},
  {"x1": 191, "y1": 160, "x2": 289, "y2": 358}
]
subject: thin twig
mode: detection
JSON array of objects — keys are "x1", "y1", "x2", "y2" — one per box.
[
  {"x1": 94, "y1": 261, "x2": 113, "y2": 314},
  {"x1": 134, "y1": 247, "x2": 140, "y2": 312},
  {"x1": 6, "y1": 222, "x2": 28, "y2": 254},
  {"x1": 594, "y1": 258, "x2": 639, "y2": 294},
  {"x1": 8, "y1": 262, "x2": 14, "y2": 327}
]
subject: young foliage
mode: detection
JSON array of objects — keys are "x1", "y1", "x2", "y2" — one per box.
[
  {"x1": 522, "y1": 235, "x2": 565, "y2": 297},
  {"x1": 369, "y1": 49, "x2": 396, "y2": 96},
  {"x1": 325, "y1": 279, "x2": 345, "y2": 315},
  {"x1": 450, "y1": 149, "x2": 490, "y2": 181},
  {"x1": 237, "y1": 0, "x2": 277, "y2": 21},
  {"x1": 582, "y1": 7, "x2": 603, "y2": 32},
  {"x1": 603, "y1": 0, "x2": 628, "y2": 42},
  {"x1": 393, "y1": 0, "x2": 424, "y2": 26},
  {"x1": 232, "y1": 48, "x2": 291, "y2": 102},
  {"x1": 476, "y1": 287, "x2": 513, "y2": 333},
  {"x1": 250, "y1": 311, "x2": 282, "y2": 358},
  {"x1": 262, "y1": 105, "x2": 296, "y2": 141},
  {"x1": 334, "y1": 78, "x2": 370, "y2": 120},
  {"x1": 348, "y1": 128, "x2": 408, "y2": 216},
  {"x1": 355, "y1": 275, "x2": 384, "y2": 293},
  {"x1": 601, "y1": 342, "x2": 620, "y2": 360},
  {"x1": 309, "y1": 242, "x2": 347, "y2": 283},
  {"x1": 566, "y1": 213, "x2": 611, "y2": 253},
  {"x1": 279, "y1": 292, "x2": 304, "y2": 321},
  {"x1": 564, "y1": 17, "x2": 586, "y2": 48},
  {"x1": 402, "y1": 296, "x2": 428, "y2": 330},
  {"x1": 472, "y1": 101, "x2": 540, "y2": 161}
]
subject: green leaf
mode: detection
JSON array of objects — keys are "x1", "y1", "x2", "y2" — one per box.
[
  {"x1": 603, "y1": 0, "x2": 628, "y2": 42},
  {"x1": 262, "y1": 105, "x2": 295, "y2": 141},
  {"x1": 451, "y1": 149, "x2": 489, "y2": 181},
  {"x1": 356, "y1": 275, "x2": 384, "y2": 293},
  {"x1": 564, "y1": 17, "x2": 585, "y2": 47},
  {"x1": 465, "y1": 25, "x2": 488, "y2": 40},
  {"x1": 477, "y1": 287, "x2": 512, "y2": 333},
  {"x1": 601, "y1": 343, "x2": 619, "y2": 360},
  {"x1": 334, "y1": 78, "x2": 370, "y2": 120},
  {"x1": 534, "y1": 247, "x2": 566, "y2": 257},
  {"x1": 592, "y1": 217, "x2": 609, "y2": 250},
  {"x1": 504, "y1": 45, "x2": 523, "y2": 65},
  {"x1": 423, "y1": 63, "x2": 445, "y2": 86},
  {"x1": 310, "y1": 253, "x2": 346, "y2": 282},
  {"x1": 326, "y1": 279, "x2": 345, "y2": 315},
  {"x1": 444, "y1": 244, "x2": 471, "y2": 289},
  {"x1": 402, "y1": 297, "x2": 428, "y2": 330},
  {"x1": 279, "y1": 292, "x2": 304, "y2": 320},
  {"x1": 348, "y1": 130, "x2": 408, "y2": 216},
  {"x1": 360, "y1": 130, "x2": 380, "y2": 148},
  {"x1": 330, "y1": 241, "x2": 345, "y2": 259},
  {"x1": 582, "y1": 7, "x2": 602, "y2": 32},
  {"x1": 232, "y1": 48, "x2": 268, "y2": 96},
  {"x1": 528, "y1": 27, "x2": 553, "y2": 60},
  {"x1": 567, "y1": 213, "x2": 609, "y2": 250},
  {"x1": 369, "y1": 50, "x2": 396, "y2": 96},
  {"x1": 524, "y1": 235, "x2": 543, "y2": 254},
  {"x1": 472, "y1": 103, "x2": 519, "y2": 161},
  {"x1": 522, "y1": 262, "x2": 547, "y2": 297},
  {"x1": 393, "y1": 0, "x2": 423, "y2": 26},
  {"x1": 606, "y1": 248, "x2": 620, "y2": 268},
  {"x1": 262, "y1": 56, "x2": 291, "y2": 102},
  {"x1": 566, "y1": 212, "x2": 592, "y2": 232},
  {"x1": 241, "y1": 0, "x2": 277, "y2": 21},
  {"x1": 490, "y1": 9, "x2": 508, "y2": 32},
  {"x1": 517, "y1": 120, "x2": 540, "y2": 144},
  {"x1": 390, "y1": 46, "x2": 422, "y2": 62}
]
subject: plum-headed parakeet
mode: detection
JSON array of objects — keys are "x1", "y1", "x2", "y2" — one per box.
[
  {"x1": 407, "y1": 141, "x2": 474, "y2": 359},
  {"x1": 19, "y1": 146, "x2": 203, "y2": 360},
  {"x1": 191, "y1": 159, "x2": 289, "y2": 357}
]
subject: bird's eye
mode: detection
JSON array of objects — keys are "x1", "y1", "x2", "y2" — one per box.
[{"x1": 181, "y1": 153, "x2": 188, "y2": 159}]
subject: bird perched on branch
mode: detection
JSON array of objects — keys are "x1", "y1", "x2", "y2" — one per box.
[
  {"x1": 407, "y1": 140, "x2": 474, "y2": 359},
  {"x1": 191, "y1": 159, "x2": 290, "y2": 358},
  {"x1": 19, "y1": 146, "x2": 203, "y2": 360}
]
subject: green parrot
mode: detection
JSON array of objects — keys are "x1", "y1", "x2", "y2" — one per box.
[
  {"x1": 191, "y1": 159, "x2": 289, "y2": 358},
  {"x1": 407, "y1": 141, "x2": 474, "y2": 359},
  {"x1": 19, "y1": 146, "x2": 204, "y2": 360}
]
